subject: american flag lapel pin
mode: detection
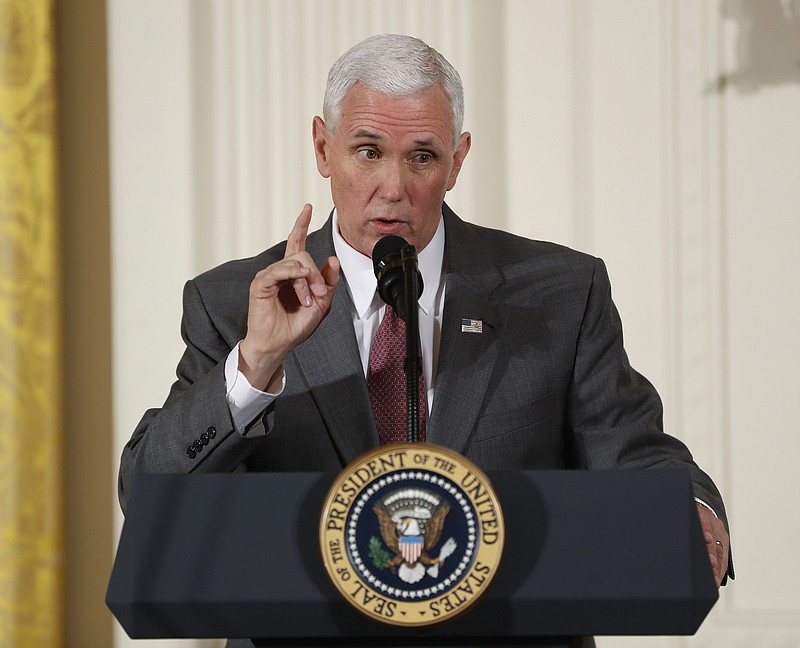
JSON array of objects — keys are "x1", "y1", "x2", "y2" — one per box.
[{"x1": 461, "y1": 318, "x2": 483, "y2": 334}]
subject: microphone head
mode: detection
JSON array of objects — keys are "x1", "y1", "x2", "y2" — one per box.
[
  {"x1": 371, "y1": 235, "x2": 407, "y2": 276},
  {"x1": 371, "y1": 236, "x2": 407, "y2": 311}
]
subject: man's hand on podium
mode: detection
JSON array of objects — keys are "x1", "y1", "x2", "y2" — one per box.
[{"x1": 696, "y1": 503, "x2": 730, "y2": 588}]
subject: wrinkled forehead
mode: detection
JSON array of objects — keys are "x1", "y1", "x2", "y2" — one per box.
[{"x1": 336, "y1": 84, "x2": 456, "y2": 148}]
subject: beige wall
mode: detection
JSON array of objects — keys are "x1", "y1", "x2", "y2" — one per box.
[
  {"x1": 56, "y1": 0, "x2": 114, "y2": 646},
  {"x1": 102, "y1": 1, "x2": 800, "y2": 647}
]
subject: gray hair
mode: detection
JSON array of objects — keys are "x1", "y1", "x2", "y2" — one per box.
[{"x1": 323, "y1": 34, "x2": 465, "y2": 149}]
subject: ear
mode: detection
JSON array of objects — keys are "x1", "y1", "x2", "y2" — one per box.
[
  {"x1": 312, "y1": 116, "x2": 332, "y2": 178},
  {"x1": 446, "y1": 132, "x2": 471, "y2": 191}
]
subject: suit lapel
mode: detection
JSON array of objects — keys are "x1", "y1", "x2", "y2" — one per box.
[
  {"x1": 290, "y1": 217, "x2": 378, "y2": 463},
  {"x1": 427, "y1": 209, "x2": 506, "y2": 453},
  {"x1": 428, "y1": 276, "x2": 503, "y2": 453},
  {"x1": 287, "y1": 208, "x2": 505, "y2": 461}
]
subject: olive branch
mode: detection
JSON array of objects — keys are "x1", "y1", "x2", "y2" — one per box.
[{"x1": 368, "y1": 536, "x2": 393, "y2": 571}]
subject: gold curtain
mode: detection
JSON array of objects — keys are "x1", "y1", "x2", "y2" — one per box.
[{"x1": 0, "y1": 0, "x2": 63, "y2": 645}]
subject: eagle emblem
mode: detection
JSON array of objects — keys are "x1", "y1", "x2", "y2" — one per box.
[
  {"x1": 321, "y1": 444, "x2": 505, "y2": 626},
  {"x1": 371, "y1": 487, "x2": 457, "y2": 584}
]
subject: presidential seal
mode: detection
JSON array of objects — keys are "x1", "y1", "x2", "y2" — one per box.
[{"x1": 319, "y1": 444, "x2": 504, "y2": 626}]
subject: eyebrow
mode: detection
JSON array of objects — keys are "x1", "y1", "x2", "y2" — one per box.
[
  {"x1": 351, "y1": 128, "x2": 383, "y2": 141},
  {"x1": 412, "y1": 137, "x2": 436, "y2": 148}
]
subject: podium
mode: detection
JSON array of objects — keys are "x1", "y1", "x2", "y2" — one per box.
[{"x1": 107, "y1": 470, "x2": 717, "y2": 644}]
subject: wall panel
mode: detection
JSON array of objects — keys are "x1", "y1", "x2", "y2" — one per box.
[{"x1": 106, "y1": 1, "x2": 800, "y2": 646}]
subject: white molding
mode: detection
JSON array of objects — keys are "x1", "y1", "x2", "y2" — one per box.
[
  {"x1": 571, "y1": 0, "x2": 595, "y2": 253},
  {"x1": 106, "y1": 3, "x2": 800, "y2": 645},
  {"x1": 190, "y1": 0, "x2": 480, "y2": 271}
]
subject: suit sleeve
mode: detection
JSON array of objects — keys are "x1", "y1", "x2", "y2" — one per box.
[
  {"x1": 117, "y1": 279, "x2": 267, "y2": 514},
  {"x1": 566, "y1": 258, "x2": 730, "y2": 530}
]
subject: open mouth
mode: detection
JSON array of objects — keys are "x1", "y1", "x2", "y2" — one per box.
[{"x1": 372, "y1": 218, "x2": 405, "y2": 231}]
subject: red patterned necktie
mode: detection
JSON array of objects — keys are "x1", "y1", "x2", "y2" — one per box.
[{"x1": 367, "y1": 305, "x2": 427, "y2": 444}]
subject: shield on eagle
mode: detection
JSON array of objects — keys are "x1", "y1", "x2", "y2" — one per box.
[{"x1": 399, "y1": 535, "x2": 423, "y2": 564}]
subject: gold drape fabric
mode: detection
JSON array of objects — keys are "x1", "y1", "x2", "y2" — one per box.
[{"x1": 0, "y1": 0, "x2": 63, "y2": 645}]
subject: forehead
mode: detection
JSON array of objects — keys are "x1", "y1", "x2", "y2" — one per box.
[{"x1": 336, "y1": 83, "x2": 454, "y2": 148}]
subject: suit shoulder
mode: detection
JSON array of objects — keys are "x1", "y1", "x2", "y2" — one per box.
[
  {"x1": 451, "y1": 219, "x2": 599, "y2": 272},
  {"x1": 177, "y1": 241, "x2": 290, "y2": 342}
]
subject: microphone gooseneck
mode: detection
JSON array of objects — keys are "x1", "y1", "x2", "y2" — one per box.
[{"x1": 371, "y1": 235, "x2": 425, "y2": 443}]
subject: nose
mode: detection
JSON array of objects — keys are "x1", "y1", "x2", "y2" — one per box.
[{"x1": 379, "y1": 161, "x2": 405, "y2": 202}]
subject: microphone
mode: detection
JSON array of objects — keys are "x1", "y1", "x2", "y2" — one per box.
[
  {"x1": 371, "y1": 235, "x2": 424, "y2": 321},
  {"x1": 371, "y1": 235, "x2": 425, "y2": 443}
]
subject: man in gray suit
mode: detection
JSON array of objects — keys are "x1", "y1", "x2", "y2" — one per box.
[{"x1": 120, "y1": 33, "x2": 731, "y2": 618}]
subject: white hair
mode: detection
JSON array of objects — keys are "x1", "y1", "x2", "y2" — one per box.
[{"x1": 323, "y1": 34, "x2": 465, "y2": 149}]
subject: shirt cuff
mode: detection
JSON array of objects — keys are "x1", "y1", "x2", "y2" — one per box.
[
  {"x1": 695, "y1": 497, "x2": 718, "y2": 518},
  {"x1": 224, "y1": 342, "x2": 285, "y2": 434}
]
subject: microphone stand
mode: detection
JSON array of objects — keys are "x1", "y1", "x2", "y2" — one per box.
[{"x1": 400, "y1": 244, "x2": 422, "y2": 443}]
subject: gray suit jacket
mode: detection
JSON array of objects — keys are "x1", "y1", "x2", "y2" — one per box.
[
  {"x1": 119, "y1": 205, "x2": 728, "y2": 647},
  {"x1": 120, "y1": 205, "x2": 727, "y2": 522}
]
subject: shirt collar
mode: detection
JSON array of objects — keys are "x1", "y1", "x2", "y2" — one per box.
[{"x1": 332, "y1": 209, "x2": 445, "y2": 319}]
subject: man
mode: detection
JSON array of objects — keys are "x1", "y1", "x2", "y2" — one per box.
[{"x1": 119, "y1": 34, "x2": 731, "y2": 644}]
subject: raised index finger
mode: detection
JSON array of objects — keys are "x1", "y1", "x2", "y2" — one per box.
[{"x1": 285, "y1": 204, "x2": 313, "y2": 257}]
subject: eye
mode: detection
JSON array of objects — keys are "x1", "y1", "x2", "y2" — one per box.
[
  {"x1": 413, "y1": 152, "x2": 434, "y2": 165},
  {"x1": 357, "y1": 148, "x2": 379, "y2": 160}
]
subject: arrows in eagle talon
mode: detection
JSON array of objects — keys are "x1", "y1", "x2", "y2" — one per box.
[{"x1": 427, "y1": 537, "x2": 457, "y2": 578}]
